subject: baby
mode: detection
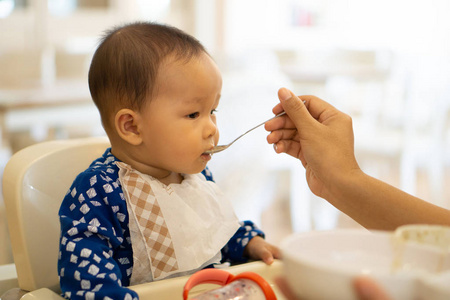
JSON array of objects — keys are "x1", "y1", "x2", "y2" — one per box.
[{"x1": 58, "y1": 22, "x2": 280, "y2": 300}]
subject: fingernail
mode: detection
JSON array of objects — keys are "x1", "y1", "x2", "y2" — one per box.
[
  {"x1": 279, "y1": 87, "x2": 292, "y2": 101},
  {"x1": 273, "y1": 144, "x2": 278, "y2": 152}
]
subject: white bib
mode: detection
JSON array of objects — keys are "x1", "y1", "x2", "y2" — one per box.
[{"x1": 116, "y1": 162, "x2": 240, "y2": 284}]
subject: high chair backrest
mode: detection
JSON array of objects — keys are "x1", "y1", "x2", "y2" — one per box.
[{"x1": 2, "y1": 137, "x2": 110, "y2": 293}]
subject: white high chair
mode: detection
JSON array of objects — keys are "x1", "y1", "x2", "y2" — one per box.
[
  {"x1": 1, "y1": 137, "x2": 283, "y2": 300},
  {"x1": 2, "y1": 137, "x2": 110, "y2": 299}
]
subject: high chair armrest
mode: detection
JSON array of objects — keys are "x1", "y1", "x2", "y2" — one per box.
[
  {"x1": 0, "y1": 287, "x2": 27, "y2": 300},
  {"x1": 0, "y1": 263, "x2": 19, "y2": 298},
  {"x1": 131, "y1": 260, "x2": 283, "y2": 299},
  {"x1": 20, "y1": 288, "x2": 64, "y2": 300}
]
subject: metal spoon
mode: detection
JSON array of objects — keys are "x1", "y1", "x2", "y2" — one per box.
[{"x1": 205, "y1": 111, "x2": 286, "y2": 154}]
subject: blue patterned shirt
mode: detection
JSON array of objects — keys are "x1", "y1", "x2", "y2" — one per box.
[{"x1": 58, "y1": 149, "x2": 264, "y2": 300}]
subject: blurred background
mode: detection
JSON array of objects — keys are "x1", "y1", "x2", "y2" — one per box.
[{"x1": 1, "y1": 0, "x2": 450, "y2": 269}]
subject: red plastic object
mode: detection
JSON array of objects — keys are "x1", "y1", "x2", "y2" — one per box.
[{"x1": 183, "y1": 268, "x2": 276, "y2": 300}]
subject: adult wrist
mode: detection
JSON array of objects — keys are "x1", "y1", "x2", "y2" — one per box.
[{"x1": 325, "y1": 167, "x2": 366, "y2": 203}]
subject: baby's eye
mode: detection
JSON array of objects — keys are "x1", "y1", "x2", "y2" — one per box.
[
  {"x1": 187, "y1": 112, "x2": 199, "y2": 119},
  {"x1": 210, "y1": 109, "x2": 218, "y2": 115}
]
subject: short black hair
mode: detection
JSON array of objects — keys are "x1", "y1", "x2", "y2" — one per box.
[{"x1": 88, "y1": 22, "x2": 208, "y2": 129}]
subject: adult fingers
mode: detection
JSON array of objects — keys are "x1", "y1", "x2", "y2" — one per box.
[
  {"x1": 353, "y1": 277, "x2": 392, "y2": 300},
  {"x1": 266, "y1": 128, "x2": 298, "y2": 144},
  {"x1": 293, "y1": 94, "x2": 339, "y2": 122},
  {"x1": 272, "y1": 102, "x2": 285, "y2": 115},
  {"x1": 277, "y1": 88, "x2": 318, "y2": 133},
  {"x1": 273, "y1": 140, "x2": 303, "y2": 162},
  {"x1": 274, "y1": 277, "x2": 300, "y2": 300}
]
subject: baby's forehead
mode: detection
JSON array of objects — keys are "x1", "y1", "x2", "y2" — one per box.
[
  {"x1": 157, "y1": 52, "x2": 219, "y2": 80},
  {"x1": 149, "y1": 56, "x2": 222, "y2": 104},
  {"x1": 159, "y1": 51, "x2": 210, "y2": 68}
]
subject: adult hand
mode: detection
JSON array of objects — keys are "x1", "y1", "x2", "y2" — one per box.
[
  {"x1": 353, "y1": 277, "x2": 392, "y2": 300},
  {"x1": 265, "y1": 87, "x2": 361, "y2": 200},
  {"x1": 266, "y1": 88, "x2": 450, "y2": 230},
  {"x1": 275, "y1": 276, "x2": 392, "y2": 300}
]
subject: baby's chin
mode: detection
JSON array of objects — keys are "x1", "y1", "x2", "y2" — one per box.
[{"x1": 178, "y1": 165, "x2": 210, "y2": 176}]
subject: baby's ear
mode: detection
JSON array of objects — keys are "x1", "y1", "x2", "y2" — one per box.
[{"x1": 114, "y1": 108, "x2": 143, "y2": 145}]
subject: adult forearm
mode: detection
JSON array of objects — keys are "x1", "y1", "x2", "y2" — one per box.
[{"x1": 326, "y1": 170, "x2": 450, "y2": 231}]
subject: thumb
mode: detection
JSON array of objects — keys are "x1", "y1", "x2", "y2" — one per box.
[{"x1": 278, "y1": 87, "x2": 314, "y2": 130}]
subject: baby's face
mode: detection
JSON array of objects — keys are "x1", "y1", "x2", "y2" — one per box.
[{"x1": 137, "y1": 52, "x2": 222, "y2": 176}]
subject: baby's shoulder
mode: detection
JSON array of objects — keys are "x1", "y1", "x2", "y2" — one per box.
[{"x1": 66, "y1": 158, "x2": 123, "y2": 206}]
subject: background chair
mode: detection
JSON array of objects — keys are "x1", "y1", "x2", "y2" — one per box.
[{"x1": 1, "y1": 137, "x2": 110, "y2": 299}]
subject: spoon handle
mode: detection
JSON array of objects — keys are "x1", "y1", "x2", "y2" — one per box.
[{"x1": 227, "y1": 111, "x2": 286, "y2": 147}]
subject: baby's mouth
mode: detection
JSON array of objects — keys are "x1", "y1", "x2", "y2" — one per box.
[
  {"x1": 202, "y1": 149, "x2": 213, "y2": 156},
  {"x1": 201, "y1": 152, "x2": 212, "y2": 161},
  {"x1": 203, "y1": 146, "x2": 215, "y2": 156}
]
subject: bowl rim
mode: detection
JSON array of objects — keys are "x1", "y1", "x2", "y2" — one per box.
[{"x1": 280, "y1": 229, "x2": 435, "y2": 279}]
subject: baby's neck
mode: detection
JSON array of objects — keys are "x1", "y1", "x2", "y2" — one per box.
[
  {"x1": 158, "y1": 172, "x2": 183, "y2": 186},
  {"x1": 110, "y1": 146, "x2": 183, "y2": 185}
]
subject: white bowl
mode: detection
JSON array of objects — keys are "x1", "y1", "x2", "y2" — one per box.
[{"x1": 281, "y1": 229, "x2": 450, "y2": 300}]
